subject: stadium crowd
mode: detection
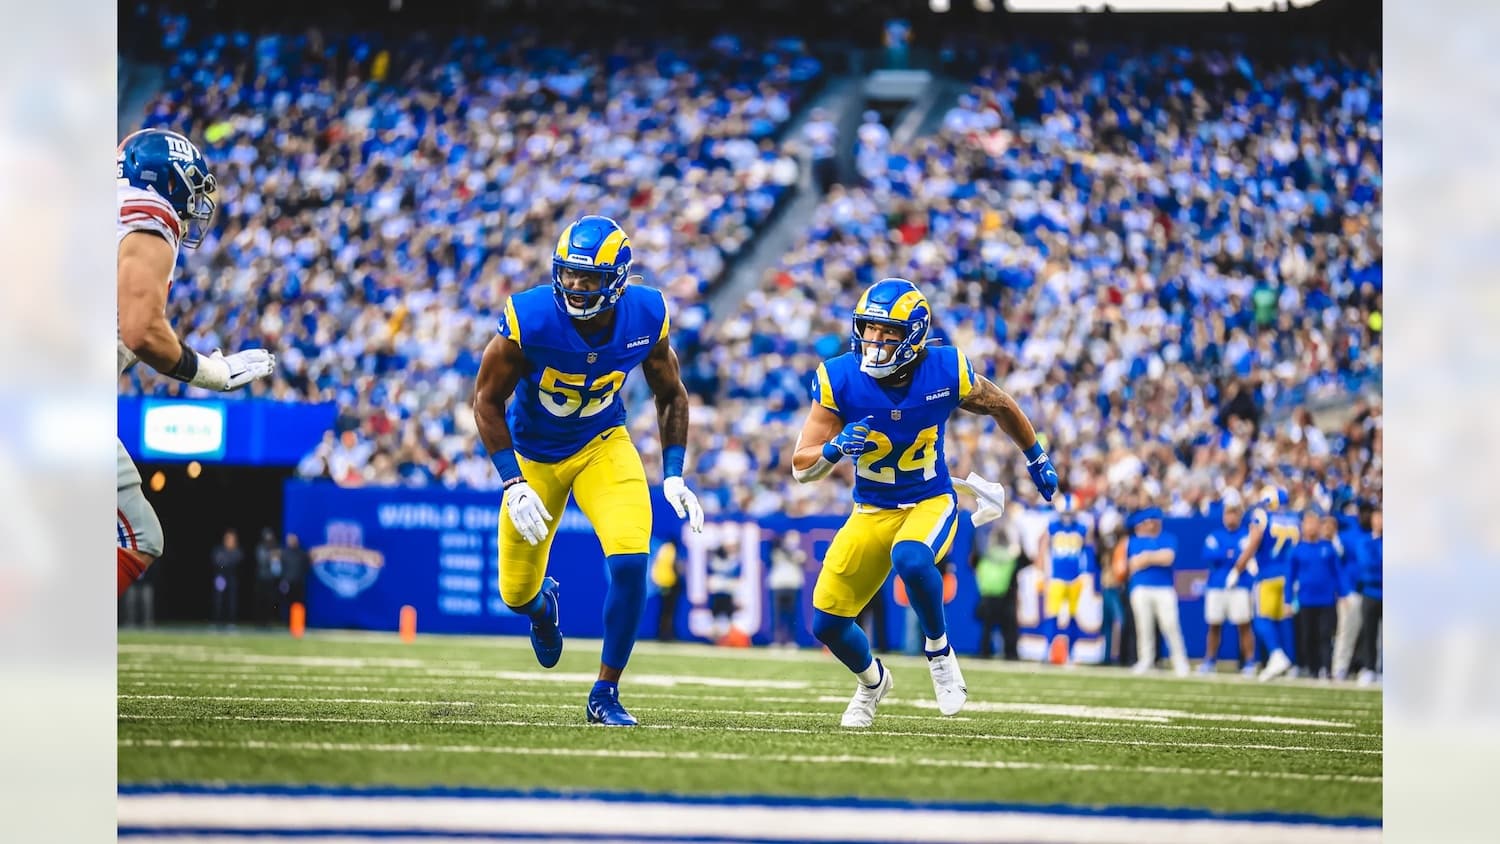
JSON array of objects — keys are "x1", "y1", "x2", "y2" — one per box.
[
  {"x1": 122, "y1": 22, "x2": 821, "y2": 489},
  {"x1": 122, "y1": 24, "x2": 1382, "y2": 527},
  {"x1": 630, "y1": 39, "x2": 1383, "y2": 524}
]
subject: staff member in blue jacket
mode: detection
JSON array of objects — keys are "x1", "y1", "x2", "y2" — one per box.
[
  {"x1": 1332, "y1": 507, "x2": 1369, "y2": 680},
  {"x1": 1355, "y1": 510, "x2": 1382, "y2": 686},
  {"x1": 1293, "y1": 511, "x2": 1341, "y2": 680},
  {"x1": 1126, "y1": 507, "x2": 1189, "y2": 677}
]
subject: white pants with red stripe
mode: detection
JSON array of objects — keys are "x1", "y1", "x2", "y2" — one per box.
[{"x1": 117, "y1": 438, "x2": 164, "y2": 558}]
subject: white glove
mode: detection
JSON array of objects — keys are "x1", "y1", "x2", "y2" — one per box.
[
  {"x1": 191, "y1": 348, "x2": 278, "y2": 391},
  {"x1": 663, "y1": 476, "x2": 704, "y2": 533},
  {"x1": 1225, "y1": 568, "x2": 1241, "y2": 590},
  {"x1": 504, "y1": 480, "x2": 553, "y2": 546},
  {"x1": 952, "y1": 472, "x2": 1007, "y2": 528}
]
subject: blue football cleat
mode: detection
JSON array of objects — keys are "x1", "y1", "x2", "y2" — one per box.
[
  {"x1": 586, "y1": 684, "x2": 638, "y2": 727},
  {"x1": 529, "y1": 577, "x2": 563, "y2": 669}
]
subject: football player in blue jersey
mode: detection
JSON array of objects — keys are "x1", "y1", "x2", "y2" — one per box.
[
  {"x1": 790, "y1": 278, "x2": 1058, "y2": 727},
  {"x1": 473, "y1": 215, "x2": 705, "y2": 727},
  {"x1": 1038, "y1": 494, "x2": 1095, "y2": 664},
  {"x1": 1198, "y1": 490, "x2": 1256, "y2": 676},
  {"x1": 1228, "y1": 485, "x2": 1301, "y2": 682}
]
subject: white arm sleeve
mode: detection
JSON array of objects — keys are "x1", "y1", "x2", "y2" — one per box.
[{"x1": 792, "y1": 454, "x2": 837, "y2": 484}]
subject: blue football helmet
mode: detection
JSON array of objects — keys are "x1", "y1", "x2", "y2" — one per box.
[
  {"x1": 1054, "y1": 493, "x2": 1077, "y2": 522},
  {"x1": 850, "y1": 278, "x2": 931, "y2": 379},
  {"x1": 552, "y1": 216, "x2": 633, "y2": 320},
  {"x1": 117, "y1": 128, "x2": 217, "y2": 248},
  {"x1": 1258, "y1": 485, "x2": 1289, "y2": 512}
]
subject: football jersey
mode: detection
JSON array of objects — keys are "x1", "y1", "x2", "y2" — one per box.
[
  {"x1": 812, "y1": 345, "x2": 974, "y2": 509},
  {"x1": 116, "y1": 184, "x2": 183, "y2": 376},
  {"x1": 1203, "y1": 523, "x2": 1249, "y2": 590},
  {"x1": 499, "y1": 283, "x2": 669, "y2": 462},
  {"x1": 1047, "y1": 519, "x2": 1090, "y2": 581},
  {"x1": 1250, "y1": 507, "x2": 1302, "y2": 578}
]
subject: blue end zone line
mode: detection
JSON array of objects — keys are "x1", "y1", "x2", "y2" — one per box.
[
  {"x1": 117, "y1": 828, "x2": 1056, "y2": 844},
  {"x1": 117, "y1": 783, "x2": 1381, "y2": 828}
]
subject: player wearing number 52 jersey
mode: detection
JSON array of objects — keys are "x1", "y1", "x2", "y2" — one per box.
[
  {"x1": 473, "y1": 215, "x2": 705, "y2": 727},
  {"x1": 791, "y1": 278, "x2": 1058, "y2": 727},
  {"x1": 116, "y1": 129, "x2": 277, "y2": 599}
]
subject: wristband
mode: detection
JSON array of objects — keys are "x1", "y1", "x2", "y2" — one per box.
[
  {"x1": 663, "y1": 444, "x2": 686, "y2": 479},
  {"x1": 822, "y1": 441, "x2": 845, "y2": 464},
  {"x1": 167, "y1": 338, "x2": 200, "y2": 383},
  {"x1": 1024, "y1": 441, "x2": 1045, "y2": 463},
  {"x1": 490, "y1": 448, "x2": 524, "y2": 486}
]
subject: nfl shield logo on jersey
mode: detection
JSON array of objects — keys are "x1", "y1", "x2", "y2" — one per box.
[
  {"x1": 587, "y1": 352, "x2": 598, "y2": 363},
  {"x1": 891, "y1": 410, "x2": 902, "y2": 421}
]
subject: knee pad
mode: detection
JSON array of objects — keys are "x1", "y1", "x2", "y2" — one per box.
[{"x1": 890, "y1": 540, "x2": 935, "y2": 580}]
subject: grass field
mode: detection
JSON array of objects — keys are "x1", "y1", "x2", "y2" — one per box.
[{"x1": 118, "y1": 629, "x2": 1381, "y2": 839}]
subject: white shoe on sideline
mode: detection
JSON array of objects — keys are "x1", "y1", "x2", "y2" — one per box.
[{"x1": 1259, "y1": 650, "x2": 1293, "y2": 682}]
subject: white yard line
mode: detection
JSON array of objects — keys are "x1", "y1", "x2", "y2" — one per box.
[
  {"x1": 117, "y1": 712, "x2": 1381, "y2": 756},
  {"x1": 117, "y1": 694, "x2": 968, "y2": 723},
  {"x1": 115, "y1": 791, "x2": 1381, "y2": 844},
  {"x1": 118, "y1": 738, "x2": 1382, "y2": 784},
  {"x1": 116, "y1": 685, "x2": 1378, "y2": 737},
  {"x1": 115, "y1": 665, "x2": 1382, "y2": 716}
]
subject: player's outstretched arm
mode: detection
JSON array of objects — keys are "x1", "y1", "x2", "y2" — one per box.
[
  {"x1": 641, "y1": 335, "x2": 703, "y2": 532},
  {"x1": 119, "y1": 231, "x2": 276, "y2": 391},
  {"x1": 959, "y1": 374, "x2": 1058, "y2": 500},
  {"x1": 474, "y1": 334, "x2": 552, "y2": 545}
]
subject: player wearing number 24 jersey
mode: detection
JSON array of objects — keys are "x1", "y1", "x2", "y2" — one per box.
[
  {"x1": 473, "y1": 215, "x2": 705, "y2": 728},
  {"x1": 790, "y1": 278, "x2": 1058, "y2": 728}
]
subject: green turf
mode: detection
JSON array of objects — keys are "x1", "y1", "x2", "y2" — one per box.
[{"x1": 118, "y1": 630, "x2": 1381, "y2": 819}]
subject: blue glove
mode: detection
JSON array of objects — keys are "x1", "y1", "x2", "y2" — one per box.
[
  {"x1": 1024, "y1": 442, "x2": 1059, "y2": 502},
  {"x1": 823, "y1": 415, "x2": 875, "y2": 462}
]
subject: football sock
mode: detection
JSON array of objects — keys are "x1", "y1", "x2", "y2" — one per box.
[
  {"x1": 856, "y1": 660, "x2": 884, "y2": 687},
  {"x1": 1253, "y1": 617, "x2": 1281, "y2": 655},
  {"x1": 117, "y1": 548, "x2": 147, "y2": 599},
  {"x1": 891, "y1": 540, "x2": 947, "y2": 641},
  {"x1": 601, "y1": 553, "x2": 648, "y2": 670},
  {"x1": 812, "y1": 609, "x2": 875, "y2": 677},
  {"x1": 508, "y1": 583, "x2": 551, "y2": 621}
]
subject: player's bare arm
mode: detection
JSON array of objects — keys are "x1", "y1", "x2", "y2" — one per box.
[
  {"x1": 640, "y1": 326, "x2": 704, "y2": 532},
  {"x1": 792, "y1": 403, "x2": 843, "y2": 473},
  {"x1": 640, "y1": 334, "x2": 690, "y2": 453},
  {"x1": 472, "y1": 334, "x2": 527, "y2": 457},
  {"x1": 117, "y1": 231, "x2": 186, "y2": 374},
  {"x1": 958, "y1": 374, "x2": 1040, "y2": 451},
  {"x1": 1233, "y1": 521, "x2": 1264, "y2": 574}
]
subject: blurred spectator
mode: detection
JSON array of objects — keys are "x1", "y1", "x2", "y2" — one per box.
[
  {"x1": 210, "y1": 529, "x2": 243, "y2": 629},
  {"x1": 1356, "y1": 509, "x2": 1383, "y2": 685},
  {"x1": 651, "y1": 538, "x2": 684, "y2": 643},
  {"x1": 254, "y1": 528, "x2": 284, "y2": 626},
  {"x1": 281, "y1": 532, "x2": 310, "y2": 618},
  {"x1": 1125, "y1": 507, "x2": 1189, "y2": 676},
  {"x1": 1295, "y1": 511, "x2": 1341, "y2": 680},
  {"x1": 767, "y1": 530, "x2": 806, "y2": 649},
  {"x1": 972, "y1": 522, "x2": 1021, "y2": 660},
  {"x1": 706, "y1": 529, "x2": 741, "y2": 642},
  {"x1": 803, "y1": 108, "x2": 838, "y2": 193}
]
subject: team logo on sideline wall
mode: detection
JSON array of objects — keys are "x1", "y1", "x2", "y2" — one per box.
[{"x1": 311, "y1": 520, "x2": 386, "y2": 598}]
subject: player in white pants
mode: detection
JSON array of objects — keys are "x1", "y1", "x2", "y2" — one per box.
[
  {"x1": 1200, "y1": 492, "x2": 1255, "y2": 675},
  {"x1": 1125, "y1": 508, "x2": 1189, "y2": 677}
]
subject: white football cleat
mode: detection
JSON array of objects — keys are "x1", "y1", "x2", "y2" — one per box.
[
  {"x1": 927, "y1": 650, "x2": 968, "y2": 716},
  {"x1": 1258, "y1": 650, "x2": 1293, "y2": 682},
  {"x1": 840, "y1": 660, "x2": 893, "y2": 728},
  {"x1": 1131, "y1": 661, "x2": 1152, "y2": 675},
  {"x1": 1356, "y1": 669, "x2": 1378, "y2": 687}
]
